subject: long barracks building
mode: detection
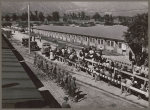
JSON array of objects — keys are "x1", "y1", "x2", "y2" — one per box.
[{"x1": 32, "y1": 25, "x2": 133, "y2": 56}]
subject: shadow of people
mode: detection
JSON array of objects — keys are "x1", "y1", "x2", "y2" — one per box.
[{"x1": 75, "y1": 90, "x2": 87, "y2": 102}]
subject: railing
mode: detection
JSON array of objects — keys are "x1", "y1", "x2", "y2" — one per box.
[
  {"x1": 35, "y1": 51, "x2": 149, "y2": 98},
  {"x1": 103, "y1": 57, "x2": 132, "y2": 67},
  {"x1": 77, "y1": 56, "x2": 148, "y2": 82}
]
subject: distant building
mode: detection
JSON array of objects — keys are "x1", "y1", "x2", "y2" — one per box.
[{"x1": 32, "y1": 25, "x2": 134, "y2": 56}]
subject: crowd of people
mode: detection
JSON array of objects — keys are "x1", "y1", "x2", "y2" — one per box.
[
  {"x1": 34, "y1": 44, "x2": 149, "y2": 100},
  {"x1": 34, "y1": 52, "x2": 80, "y2": 105}
]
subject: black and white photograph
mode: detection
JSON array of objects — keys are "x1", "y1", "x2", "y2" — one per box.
[{"x1": 1, "y1": 1, "x2": 149, "y2": 109}]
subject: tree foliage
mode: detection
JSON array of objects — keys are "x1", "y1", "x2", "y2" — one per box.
[
  {"x1": 4, "y1": 15, "x2": 11, "y2": 21},
  {"x1": 92, "y1": 12, "x2": 101, "y2": 21},
  {"x1": 52, "y1": 11, "x2": 60, "y2": 21},
  {"x1": 39, "y1": 12, "x2": 45, "y2": 21},
  {"x1": 12, "y1": 13, "x2": 18, "y2": 21},
  {"x1": 20, "y1": 12, "x2": 28, "y2": 21},
  {"x1": 124, "y1": 13, "x2": 148, "y2": 65},
  {"x1": 104, "y1": 14, "x2": 113, "y2": 25}
]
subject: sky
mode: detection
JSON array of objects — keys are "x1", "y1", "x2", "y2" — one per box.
[{"x1": 1, "y1": 1, "x2": 148, "y2": 16}]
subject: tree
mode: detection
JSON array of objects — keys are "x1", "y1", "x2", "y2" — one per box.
[
  {"x1": 20, "y1": 12, "x2": 28, "y2": 21},
  {"x1": 46, "y1": 14, "x2": 52, "y2": 21},
  {"x1": 104, "y1": 14, "x2": 113, "y2": 25},
  {"x1": 4, "y1": 15, "x2": 11, "y2": 21},
  {"x1": 124, "y1": 13, "x2": 148, "y2": 66},
  {"x1": 52, "y1": 11, "x2": 60, "y2": 21},
  {"x1": 12, "y1": 13, "x2": 18, "y2": 21},
  {"x1": 2, "y1": 22, "x2": 12, "y2": 27},
  {"x1": 63, "y1": 14, "x2": 68, "y2": 22},
  {"x1": 30, "y1": 11, "x2": 36, "y2": 21},
  {"x1": 39, "y1": 12, "x2": 45, "y2": 21},
  {"x1": 34, "y1": 10, "x2": 39, "y2": 21},
  {"x1": 93, "y1": 12, "x2": 101, "y2": 21},
  {"x1": 81, "y1": 11, "x2": 86, "y2": 20}
]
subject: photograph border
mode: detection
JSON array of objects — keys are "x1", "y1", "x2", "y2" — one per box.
[{"x1": 0, "y1": 0, "x2": 149, "y2": 110}]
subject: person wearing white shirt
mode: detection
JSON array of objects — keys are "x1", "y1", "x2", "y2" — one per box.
[{"x1": 125, "y1": 78, "x2": 133, "y2": 96}]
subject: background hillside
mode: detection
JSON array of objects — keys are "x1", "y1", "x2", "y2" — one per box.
[{"x1": 1, "y1": 1, "x2": 148, "y2": 16}]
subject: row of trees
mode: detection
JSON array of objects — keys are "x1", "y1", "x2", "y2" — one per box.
[
  {"x1": 2, "y1": 11, "x2": 121, "y2": 24},
  {"x1": 124, "y1": 13, "x2": 148, "y2": 66},
  {"x1": 2, "y1": 11, "x2": 60, "y2": 22}
]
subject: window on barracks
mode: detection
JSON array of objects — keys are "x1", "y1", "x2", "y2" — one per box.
[
  {"x1": 85, "y1": 37, "x2": 87, "y2": 41},
  {"x1": 111, "y1": 41, "x2": 114, "y2": 47},
  {"x1": 92, "y1": 38, "x2": 95, "y2": 43},
  {"x1": 119, "y1": 42, "x2": 122, "y2": 48},
  {"x1": 107, "y1": 40, "x2": 110, "y2": 46},
  {"x1": 101, "y1": 40, "x2": 104, "y2": 45},
  {"x1": 98, "y1": 39, "x2": 100, "y2": 44}
]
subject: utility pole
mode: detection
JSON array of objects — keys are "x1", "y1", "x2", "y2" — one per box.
[{"x1": 28, "y1": 3, "x2": 31, "y2": 54}]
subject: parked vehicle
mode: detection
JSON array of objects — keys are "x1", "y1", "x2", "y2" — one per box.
[
  {"x1": 22, "y1": 38, "x2": 40, "y2": 51},
  {"x1": 30, "y1": 41, "x2": 40, "y2": 51},
  {"x1": 41, "y1": 42, "x2": 51, "y2": 54},
  {"x1": 22, "y1": 38, "x2": 29, "y2": 47}
]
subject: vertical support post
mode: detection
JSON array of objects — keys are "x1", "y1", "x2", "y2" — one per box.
[{"x1": 28, "y1": 3, "x2": 31, "y2": 54}]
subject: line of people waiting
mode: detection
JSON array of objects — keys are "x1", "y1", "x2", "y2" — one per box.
[
  {"x1": 34, "y1": 53, "x2": 81, "y2": 104},
  {"x1": 36, "y1": 44, "x2": 149, "y2": 100}
]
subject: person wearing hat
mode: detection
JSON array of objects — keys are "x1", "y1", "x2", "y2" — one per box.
[
  {"x1": 59, "y1": 69, "x2": 65, "y2": 87},
  {"x1": 39, "y1": 57, "x2": 43, "y2": 70},
  {"x1": 33, "y1": 52, "x2": 37, "y2": 66},
  {"x1": 56, "y1": 68, "x2": 61, "y2": 85},
  {"x1": 52, "y1": 64, "x2": 57, "y2": 80},
  {"x1": 48, "y1": 62, "x2": 53, "y2": 80},
  {"x1": 61, "y1": 97, "x2": 71, "y2": 108},
  {"x1": 42, "y1": 59, "x2": 46, "y2": 72},
  {"x1": 63, "y1": 72, "x2": 69, "y2": 93},
  {"x1": 121, "y1": 78, "x2": 127, "y2": 94},
  {"x1": 45, "y1": 61, "x2": 49, "y2": 74},
  {"x1": 125, "y1": 78, "x2": 133, "y2": 96},
  {"x1": 67, "y1": 75, "x2": 72, "y2": 96},
  {"x1": 104, "y1": 67, "x2": 111, "y2": 86},
  {"x1": 70, "y1": 77, "x2": 78, "y2": 102}
]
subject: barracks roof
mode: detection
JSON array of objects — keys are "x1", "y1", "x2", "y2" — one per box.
[{"x1": 33, "y1": 25, "x2": 128, "y2": 41}]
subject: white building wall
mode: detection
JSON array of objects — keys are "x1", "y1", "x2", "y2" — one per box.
[{"x1": 32, "y1": 28, "x2": 132, "y2": 56}]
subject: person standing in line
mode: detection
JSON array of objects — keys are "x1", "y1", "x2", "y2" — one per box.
[
  {"x1": 52, "y1": 64, "x2": 57, "y2": 80},
  {"x1": 104, "y1": 67, "x2": 111, "y2": 86},
  {"x1": 39, "y1": 57, "x2": 43, "y2": 70},
  {"x1": 60, "y1": 69, "x2": 65, "y2": 87},
  {"x1": 64, "y1": 72, "x2": 69, "y2": 94},
  {"x1": 45, "y1": 61, "x2": 49, "y2": 74},
  {"x1": 30, "y1": 36, "x2": 32, "y2": 41},
  {"x1": 121, "y1": 78, "x2": 127, "y2": 94},
  {"x1": 70, "y1": 77, "x2": 78, "y2": 102},
  {"x1": 61, "y1": 97, "x2": 71, "y2": 108},
  {"x1": 67, "y1": 74, "x2": 72, "y2": 96},
  {"x1": 125, "y1": 78, "x2": 133, "y2": 96},
  {"x1": 37, "y1": 57, "x2": 40, "y2": 69},
  {"x1": 56, "y1": 68, "x2": 61, "y2": 85},
  {"x1": 50, "y1": 50, "x2": 54, "y2": 60},
  {"x1": 33, "y1": 36, "x2": 35, "y2": 41},
  {"x1": 40, "y1": 36, "x2": 42, "y2": 42},
  {"x1": 60, "y1": 70, "x2": 65, "y2": 87},
  {"x1": 48, "y1": 62, "x2": 53, "y2": 80},
  {"x1": 33, "y1": 52, "x2": 37, "y2": 66}
]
